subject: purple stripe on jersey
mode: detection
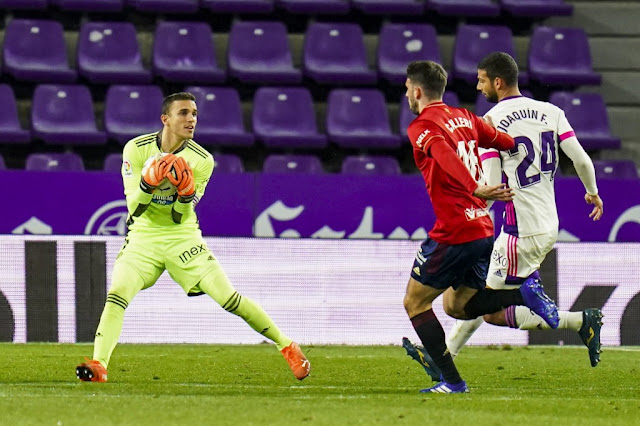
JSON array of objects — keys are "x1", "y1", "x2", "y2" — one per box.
[
  {"x1": 559, "y1": 130, "x2": 576, "y2": 141},
  {"x1": 480, "y1": 151, "x2": 499, "y2": 162},
  {"x1": 505, "y1": 305, "x2": 517, "y2": 328},
  {"x1": 503, "y1": 201, "x2": 518, "y2": 236}
]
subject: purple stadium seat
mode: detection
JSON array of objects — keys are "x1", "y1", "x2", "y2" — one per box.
[
  {"x1": 0, "y1": 84, "x2": 31, "y2": 144},
  {"x1": 228, "y1": 21, "x2": 301, "y2": 84},
  {"x1": 126, "y1": 0, "x2": 200, "y2": 13},
  {"x1": 185, "y1": 86, "x2": 254, "y2": 147},
  {"x1": 104, "y1": 85, "x2": 164, "y2": 144},
  {"x1": 53, "y1": 0, "x2": 124, "y2": 11},
  {"x1": 213, "y1": 153, "x2": 245, "y2": 173},
  {"x1": 252, "y1": 87, "x2": 327, "y2": 149},
  {"x1": 0, "y1": 0, "x2": 47, "y2": 9},
  {"x1": 341, "y1": 155, "x2": 401, "y2": 175},
  {"x1": 327, "y1": 89, "x2": 400, "y2": 149},
  {"x1": 304, "y1": 23, "x2": 377, "y2": 85},
  {"x1": 528, "y1": 27, "x2": 601, "y2": 86},
  {"x1": 378, "y1": 23, "x2": 440, "y2": 85},
  {"x1": 3, "y1": 19, "x2": 77, "y2": 83},
  {"x1": 153, "y1": 22, "x2": 225, "y2": 84},
  {"x1": 474, "y1": 89, "x2": 533, "y2": 117},
  {"x1": 0, "y1": 155, "x2": 6, "y2": 170},
  {"x1": 78, "y1": 22, "x2": 151, "y2": 84},
  {"x1": 203, "y1": 0, "x2": 274, "y2": 13},
  {"x1": 263, "y1": 154, "x2": 324, "y2": 174},
  {"x1": 104, "y1": 153, "x2": 123, "y2": 172},
  {"x1": 454, "y1": 25, "x2": 528, "y2": 86},
  {"x1": 426, "y1": 0, "x2": 500, "y2": 16},
  {"x1": 352, "y1": 0, "x2": 424, "y2": 14},
  {"x1": 275, "y1": 0, "x2": 349, "y2": 14},
  {"x1": 32, "y1": 84, "x2": 107, "y2": 145},
  {"x1": 26, "y1": 152, "x2": 85, "y2": 172},
  {"x1": 500, "y1": 0, "x2": 572, "y2": 17},
  {"x1": 549, "y1": 92, "x2": 620, "y2": 150},
  {"x1": 399, "y1": 91, "x2": 459, "y2": 139},
  {"x1": 593, "y1": 160, "x2": 638, "y2": 180}
]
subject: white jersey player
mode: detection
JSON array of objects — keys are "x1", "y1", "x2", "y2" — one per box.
[
  {"x1": 402, "y1": 53, "x2": 605, "y2": 377},
  {"x1": 480, "y1": 95, "x2": 599, "y2": 288}
]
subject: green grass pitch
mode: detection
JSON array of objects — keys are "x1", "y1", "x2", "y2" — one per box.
[{"x1": 0, "y1": 343, "x2": 638, "y2": 425}]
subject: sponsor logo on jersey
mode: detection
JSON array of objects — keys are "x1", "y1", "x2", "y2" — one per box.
[
  {"x1": 178, "y1": 244, "x2": 208, "y2": 264},
  {"x1": 464, "y1": 206, "x2": 489, "y2": 221},
  {"x1": 415, "y1": 129, "x2": 430, "y2": 148},
  {"x1": 152, "y1": 194, "x2": 177, "y2": 205}
]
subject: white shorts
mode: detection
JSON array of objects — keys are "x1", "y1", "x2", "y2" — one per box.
[{"x1": 486, "y1": 230, "x2": 557, "y2": 290}]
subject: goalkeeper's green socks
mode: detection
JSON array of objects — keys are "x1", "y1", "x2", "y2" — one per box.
[
  {"x1": 93, "y1": 292, "x2": 128, "y2": 368},
  {"x1": 227, "y1": 293, "x2": 293, "y2": 351}
]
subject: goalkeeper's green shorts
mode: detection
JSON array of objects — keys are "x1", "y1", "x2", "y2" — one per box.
[{"x1": 111, "y1": 229, "x2": 224, "y2": 297}]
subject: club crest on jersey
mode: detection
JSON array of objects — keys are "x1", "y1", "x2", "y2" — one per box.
[{"x1": 464, "y1": 206, "x2": 489, "y2": 221}]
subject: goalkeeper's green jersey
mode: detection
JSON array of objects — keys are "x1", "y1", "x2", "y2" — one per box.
[{"x1": 121, "y1": 132, "x2": 214, "y2": 234}]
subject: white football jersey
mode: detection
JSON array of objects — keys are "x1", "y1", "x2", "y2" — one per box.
[{"x1": 482, "y1": 95, "x2": 575, "y2": 237}]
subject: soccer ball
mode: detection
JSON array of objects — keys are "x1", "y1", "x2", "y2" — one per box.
[{"x1": 142, "y1": 153, "x2": 177, "y2": 192}]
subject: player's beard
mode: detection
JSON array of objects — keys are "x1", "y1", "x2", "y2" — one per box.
[
  {"x1": 484, "y1": 85, "x2": 499, "y2": 103},
  {"x1": 409, "y1": 96, "x2": 420, "y2": 115}
]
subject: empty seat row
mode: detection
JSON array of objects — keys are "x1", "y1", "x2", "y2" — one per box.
[
  {"x1": 0, "y1": 0, "x2": 574, "y2": 18},
  {"x1": 0, "y1": 84, "x2": 620, "y2": 151},
  {"x1": 4, "y1": 152, "x2": 637, "y2": 179},
  {"x1": 10, "y1": 152, "x2": 404, "y2": 175},
  {"x1": 2, "y1": 19, "x2": 600, "y2": 87}
]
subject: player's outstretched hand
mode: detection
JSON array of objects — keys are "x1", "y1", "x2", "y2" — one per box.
[
  {"x1": 585, "y1": 193, "x2": 603, "y2": 221},
  {"x1": 473, "y1": 183, "x2": 514, "y2": 201},
  {"x1": 141, "y1": 153, "x2": 177, "y2": 192},
  {"x1": 168, "y1": 157, "x2": 195, "y2": 201}
]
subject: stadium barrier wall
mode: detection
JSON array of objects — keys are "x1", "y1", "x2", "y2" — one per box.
[
  {"x1": 1, "y1": 170, "x2": 640, "y2": 241},
  {"x1": 0, "y1": 235, "x2": 638, "y2": 346}
]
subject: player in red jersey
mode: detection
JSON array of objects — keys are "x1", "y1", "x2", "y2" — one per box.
[{"x1": 402, "y1": 61, "x2": 559, "y2": 393}]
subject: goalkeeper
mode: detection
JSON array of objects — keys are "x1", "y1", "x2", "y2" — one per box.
[{"x1": 76, "y1": 92, "x2": 310, "y2": 382}]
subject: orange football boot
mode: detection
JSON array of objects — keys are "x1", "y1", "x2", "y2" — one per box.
[
  {"x1": 281, "y1": 342, "x2": 310, "y2": 380},
  {"x1": 76, "y1": 359, "x2": 108, "y2": 382}
]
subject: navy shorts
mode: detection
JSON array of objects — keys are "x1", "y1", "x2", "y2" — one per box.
[{"x1": 410, "y1": 236, "x2": 494, "y2": 290}]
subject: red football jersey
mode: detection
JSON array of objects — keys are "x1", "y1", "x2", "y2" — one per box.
[{"x1": 407, "y1": 102, "x2": 514, "y2": 244}]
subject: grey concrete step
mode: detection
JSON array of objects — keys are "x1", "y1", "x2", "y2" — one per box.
[
  {"x1": 607, "y1": 106, "x2": 639, "y2": 141},
  {"x1": 546, "y1": 2, "x2": 640, "y2": 36},
  {"x1": 581, "y1": 71, "x2": 640, "y2": 105}
]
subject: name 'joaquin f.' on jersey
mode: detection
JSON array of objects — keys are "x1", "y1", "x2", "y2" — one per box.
[{"x1": 482, "y1": 95, "x2": 573, "y2": 237}]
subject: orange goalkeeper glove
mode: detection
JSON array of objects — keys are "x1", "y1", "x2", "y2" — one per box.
[
  {"x1": 167, "y1": 157, "x2": 195, "y2": 202},
  {"x1": 140, "y1": 153, "x2": 177, "y2": 193}
]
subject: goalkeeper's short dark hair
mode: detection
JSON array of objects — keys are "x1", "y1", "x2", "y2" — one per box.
[
  {"x1": 162, "y1": 92, "x2": 197, "y2": 115},
  {"x1": 477, "y1": 52, "x2": 519, "y2": 87}
]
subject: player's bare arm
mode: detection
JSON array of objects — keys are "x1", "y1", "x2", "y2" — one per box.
[{"x1": 473, "y1": 183, "x2": 514, "y2": 201}]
